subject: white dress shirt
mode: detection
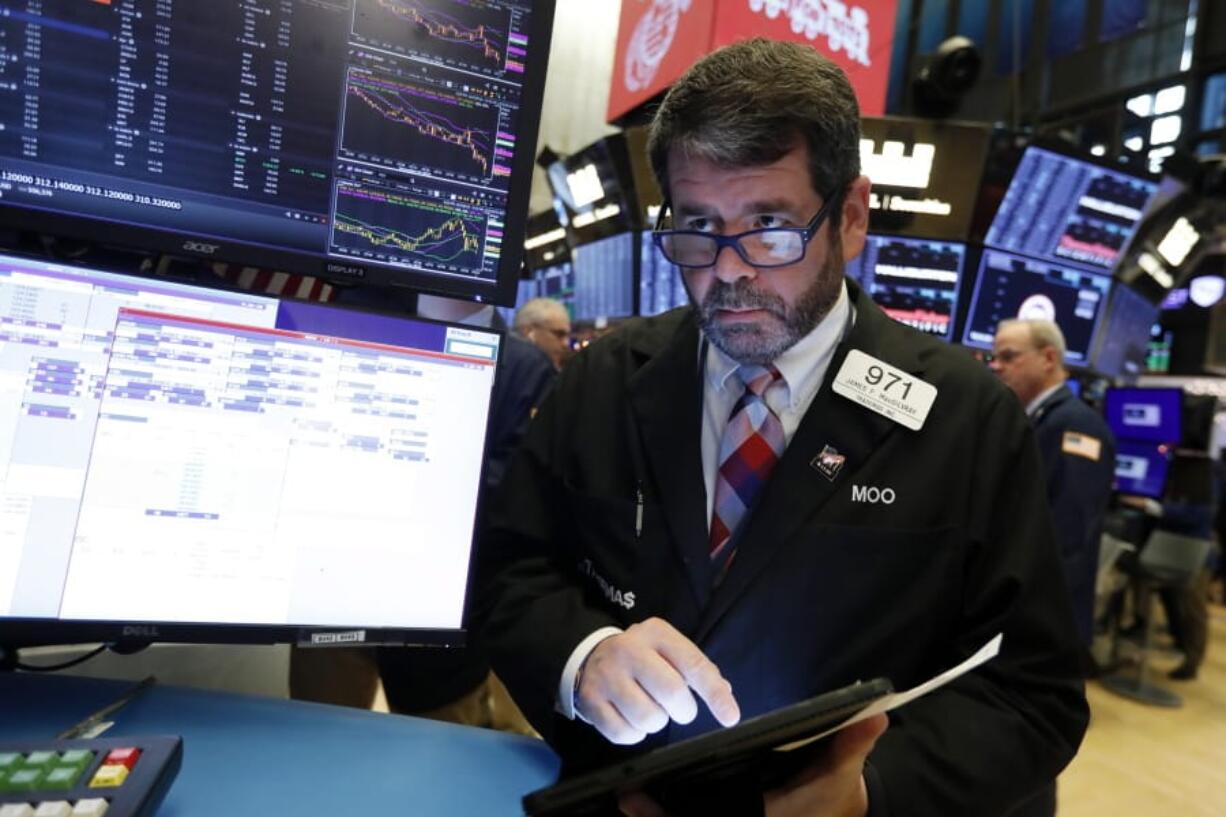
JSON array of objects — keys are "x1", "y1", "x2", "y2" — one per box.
[{"x1": 558, "y1": 282, "x2": 852, "y2": 720}]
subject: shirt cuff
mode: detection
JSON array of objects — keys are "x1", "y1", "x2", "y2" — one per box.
[{"x1": 557, "y1": 626, "x2": 623, "y2": 720}]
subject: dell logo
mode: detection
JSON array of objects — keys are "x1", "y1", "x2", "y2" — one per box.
[
  {"x1": 122, "y1": 625, "x2": 160, "y2": 637},
  {"x1": 851, "y1": 485, "x2": 896, "y2": 505},
  {"x1": 182, "y1": 240, "x2": 220, "y2": 255}
]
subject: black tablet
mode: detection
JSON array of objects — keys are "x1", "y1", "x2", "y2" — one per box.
[{"x1": 522, "y1": 677, "x2": 894, "y2": 817}]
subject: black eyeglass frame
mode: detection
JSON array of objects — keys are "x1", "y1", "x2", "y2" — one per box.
[{"x1": 650, "y1": 185, "x2": 847, "y2": 270}]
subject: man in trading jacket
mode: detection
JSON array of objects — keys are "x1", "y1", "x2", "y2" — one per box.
[{"x1": 481, "y1": 39, "x2": 1088, "y2": 816}]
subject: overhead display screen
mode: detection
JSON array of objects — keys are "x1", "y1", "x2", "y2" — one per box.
[
  {"x1": 962, "y1": 248, "x2": 1112, "y2": 363},
  {"x1": 985, "y1": 146, "x2": 1158, "y2": 271},
  {"x1": 846, "y1": 234, "x2": 966, "y2": 340}
]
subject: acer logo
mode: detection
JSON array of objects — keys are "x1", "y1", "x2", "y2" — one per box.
[
  {"x1": 122, "y1": 625, "x2": 160, "y2": 637},
  {"x1": 182, "y1": 240, "x2": 220, "y2": 255}
]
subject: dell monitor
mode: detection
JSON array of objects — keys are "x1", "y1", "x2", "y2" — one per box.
[
  {"x1": 0, "y1": 250, "x2": 500, "y2": 646},
  {"x1": 0, "y1": 0, "x2": 556, "y2": 305},
  {"x1": 984, "y1": 144, "x2": 1158, "y2": 271},
  {"x1": 961, "y1": 248, "x2": 1112, "y2": 364},
  {"x1": 572, "y1": 232, "x2": 634, "y2": 322},
  {"x1": 1114, "y1": 441, "x2": 1172, "y2": 499},
  {"x1": 846, "y1": 234, "x2": 966, "y2": 340},
  {"x1": 1104, "y1": 387, "x2": 1183, "y2": 444}
]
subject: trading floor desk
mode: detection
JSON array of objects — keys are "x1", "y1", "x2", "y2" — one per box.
[{"x1": 0, "y1": 671, "x2": 561, "y2": 816}]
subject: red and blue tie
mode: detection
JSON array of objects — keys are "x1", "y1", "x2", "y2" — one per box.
[{"x1": 709, "y1": 365, "x2": 786, "y2": 576}]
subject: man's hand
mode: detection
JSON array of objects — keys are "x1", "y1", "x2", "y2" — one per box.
[
  {"x1": 576, "y1": 617, "x2": 740, "y2": 745},
  {"x1": 763, "y1": 714, "x2": 889, "y2": 817}
]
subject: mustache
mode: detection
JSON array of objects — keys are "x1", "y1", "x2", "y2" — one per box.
[{"x1": 700, "y1": 279, "x2": 787, "y2": 317}]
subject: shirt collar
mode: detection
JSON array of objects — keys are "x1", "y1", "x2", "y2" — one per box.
[
  {"x1": 1026, "y1": 381, "x2": 1065, "y2": 417},
  {"x1": 705, "y1": 281, "x2": 850, "y2": 410}
]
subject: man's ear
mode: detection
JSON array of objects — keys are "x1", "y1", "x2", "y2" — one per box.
[{"x1": 840, "y1": 175, "x2": 872, "y2": 262}]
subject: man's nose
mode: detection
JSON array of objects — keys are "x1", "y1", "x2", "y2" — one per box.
[{"x1": 711, "y1": 242, "x2": 758, "y2": 285}]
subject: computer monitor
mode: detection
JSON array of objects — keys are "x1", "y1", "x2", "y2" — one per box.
[
  {"x1": 0, "y1": 250, "x2": 501, "y2": 647},
  {"x1": 639, "y1": 231, "x2": 689, "y2": 317},
  {"x1": 572, "y1": 233, "x2": 634, "y2": 322},
  {"x1": 961, "y1": 248, "x2": 1113, "y2": 364},
  {"x1": 846, "y1": 235, "x2": 966, "y2": 340},
  {"x1": 984, "y1": 144, "x2": 1158, "y2": 271},
  {"x1": 1104, "y1": 387, "x2": 1183, "y2": 444},
  {"x1": 1090, "y1": 283, "x2": 1161, "y2": 378},
  {"x1": 1114, "y1": 441, "x2": 1172, "y2": 499},
  {"x1": 0, "y1": 1, "x2": 556, "y2": 305}
]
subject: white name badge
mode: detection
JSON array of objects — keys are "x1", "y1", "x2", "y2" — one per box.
[{"x1": 832, "y1": 350, "x2": 937, "y2": 431}]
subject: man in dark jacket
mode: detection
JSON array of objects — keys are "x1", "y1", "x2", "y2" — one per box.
[
  {"x1": 991, "y1": 319, "x2": 1117, "y2": 648},
  {"x1": 481, "y1": 39, "x2": 1088, "y2": 817}
]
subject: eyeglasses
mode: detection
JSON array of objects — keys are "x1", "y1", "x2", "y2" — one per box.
[
  {"x1": 651, "y1": 187, "x2": 844, "y2": 270},
  {"x1": 991, "y1": 348, "x2": 1032, "y2": 364}
]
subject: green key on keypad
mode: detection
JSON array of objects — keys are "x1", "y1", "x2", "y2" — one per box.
[
  {"x1": 22, "y1": 751, "x2": 57, "y2": 770},
  {"x1": 42, "y1": 765, "x2": 84, "y2": 790},
  {"x1": 5, "y1": 766, "x2": 45, "y2": 791},
  {"x1": 58, "y1": 749, "x2": 93, "y2": 769},
  {"x1": 0, "y1": 753, "x2": 20, "y2": 771}
]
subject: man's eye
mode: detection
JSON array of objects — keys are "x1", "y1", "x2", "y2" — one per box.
[
  {"x1": 683, "y1": 218, "x2": 713, "y2": 232},
  {"x1": 755, "y1": 215, "x2": 785, "y2": 229}
]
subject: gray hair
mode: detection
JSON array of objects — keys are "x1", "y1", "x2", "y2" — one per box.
[
  {"x1": 513, "y1": 297, "x2": 569, "y2": 332},
  {"x1": 998, "y1": 319, "x2": 1068, "y2": 362},
  {"x1": 648, "y1": 38, "x2": 861, "y2": 223}
]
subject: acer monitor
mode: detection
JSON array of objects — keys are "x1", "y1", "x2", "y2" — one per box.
[
  {"x1": 0, "y1": 0, "x2": 556, "y2": 306},
  {"x1": 0, "y1": 249, "x2": 501, "y2": 647}
]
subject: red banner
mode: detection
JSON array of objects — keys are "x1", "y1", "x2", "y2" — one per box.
[
  {"x1": 606, "y1": 0, "x2": 718, "y2": 123},
  {"x1": 608, "y1": 0, "x2": 897, "y2": 122},
  {"x1": 710, "y1": 0, "x2": 897, "y2": 116}
]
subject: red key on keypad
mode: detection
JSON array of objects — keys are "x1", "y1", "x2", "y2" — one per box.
[{"x1": 103, "y1": 747, "x2": 141, "y2": 769}]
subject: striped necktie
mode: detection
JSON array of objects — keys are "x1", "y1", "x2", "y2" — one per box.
[{"x1": 709, "y1": 364, "x2": 786, "y2": 576}]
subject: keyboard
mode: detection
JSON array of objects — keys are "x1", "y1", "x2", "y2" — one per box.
[{"x1": 0, "y1": 736, "x2": 181, "y2": 817}]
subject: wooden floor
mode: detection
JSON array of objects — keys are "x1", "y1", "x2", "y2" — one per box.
[{"x1": 1058, "y1": 601, "x2": 1226, "y2": 816}]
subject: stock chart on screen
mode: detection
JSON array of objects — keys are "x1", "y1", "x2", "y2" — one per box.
[
  {"x1": 847, "y1": 235, "x2": 966, "y2": 340},
  {"x1": 985, "y1": 146, "x2": 1157, "y2": 271},
  {"x1": 0, "y1": 0, "x2": 547, "y2": 300}
]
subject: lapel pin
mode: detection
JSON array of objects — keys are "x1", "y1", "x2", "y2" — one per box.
[{"x1": 811, "y1": 445, "x2": 846, "y2": 482}]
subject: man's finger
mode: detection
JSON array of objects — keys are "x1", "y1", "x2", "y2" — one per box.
[
  {"x1": 654, "y1": 635, "x2": 740, "y2": 726},
  {"x1": 828, "y1": 713, "x2": 889, "y2": 773},
  {"x1": 633, "y1": 655, "x2": 700, "y2": 725},
  {"x1": 585, "y1": 699, "x2": 648, "y2": 746}
]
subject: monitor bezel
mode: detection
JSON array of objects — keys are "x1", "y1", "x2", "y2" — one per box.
[
  {"x1": 0, "y1": 1, "x2": 558, "y2": 309},
  {"x1": 0, "y1": 248, "x2": 505, "y2": 649}
]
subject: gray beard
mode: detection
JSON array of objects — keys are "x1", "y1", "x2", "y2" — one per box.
[{"x1": 693, "y1": 251, "x2": 844, "y2": 366}]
